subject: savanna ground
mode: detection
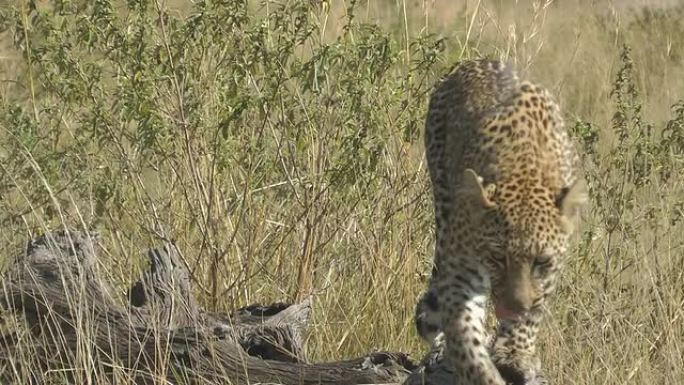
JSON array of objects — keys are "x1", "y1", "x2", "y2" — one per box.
[{"x1": 0, "y1": 0, "x2": 683, "y2": 384}]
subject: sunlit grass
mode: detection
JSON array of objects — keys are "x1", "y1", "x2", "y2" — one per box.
[{"x1": 0, "y1": 0, "x2": 682, "y2": 384}]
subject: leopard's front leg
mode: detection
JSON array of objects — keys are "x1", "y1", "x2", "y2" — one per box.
[{"x1": 490, "y1": 307, "x2": 548, "y2": 385}]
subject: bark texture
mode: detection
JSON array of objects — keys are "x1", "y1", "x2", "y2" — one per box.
[{"x1": 0, "y1": 231, "x2": 417, "y2": 385}]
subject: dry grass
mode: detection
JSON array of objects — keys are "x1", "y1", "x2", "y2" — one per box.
[{"x1": 0, "y1": 0, "x2": 682, "y2": 384}]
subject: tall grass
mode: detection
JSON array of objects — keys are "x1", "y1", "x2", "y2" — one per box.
[{"x1": 0, "y1": 0, "x2": 682, "y2": 384}]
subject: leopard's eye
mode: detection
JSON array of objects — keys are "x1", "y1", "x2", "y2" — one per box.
[{"x1": 532, "y1": 256, "x2": 552, "y2": 269}]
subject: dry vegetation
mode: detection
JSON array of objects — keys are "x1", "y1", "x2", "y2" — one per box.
[{"x1": 0, "y1": 0, "x2": 683, "y2": 384}]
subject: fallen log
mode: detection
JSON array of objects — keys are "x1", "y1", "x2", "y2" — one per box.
[
  {"x1": 0, "y1": 231, "x2": 416, "y2": 385},
  {"x1": 127, "y1": 243, "x2": 311, "y2": 363}
]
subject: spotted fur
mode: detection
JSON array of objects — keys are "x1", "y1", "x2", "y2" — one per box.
[{"x1": 415, "y1": 59, "x2": 585, "y2": 385}]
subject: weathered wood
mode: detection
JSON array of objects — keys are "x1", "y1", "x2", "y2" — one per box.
[
  {"x1": 127, "y1": 243, "x2": 311, "y2": 363},
  {"x1": 0, "y1": 231, "x2": 415, "y2": 385}
]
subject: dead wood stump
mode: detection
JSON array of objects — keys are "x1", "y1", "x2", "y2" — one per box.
[{"x1": 0, "y1": 230, "x2": 416, "y2": 385}]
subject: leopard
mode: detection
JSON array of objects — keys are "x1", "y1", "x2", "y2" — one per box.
[{"x1": 413, "y1": 59, "x2": 586, "y2": 385}]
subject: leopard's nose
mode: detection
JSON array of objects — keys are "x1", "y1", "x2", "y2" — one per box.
[
  {"x1": 501, "y1": 280, "x2": 534, "y2": 314},
  {"x1": 505, "y1": 295, "x2": 532, "y2": 313}
]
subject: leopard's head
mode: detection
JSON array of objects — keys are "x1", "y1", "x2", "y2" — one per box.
[{"x1": 458, "y1": 169, "x2": 586, "y2": 320}]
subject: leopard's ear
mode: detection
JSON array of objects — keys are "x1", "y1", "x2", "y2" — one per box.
[
  {"x1": 555, "y1": 178, "x2": 587, "y2": 220},
  {"x1": 461, "y1": 169, "x2": 496, "y2": 208}
]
